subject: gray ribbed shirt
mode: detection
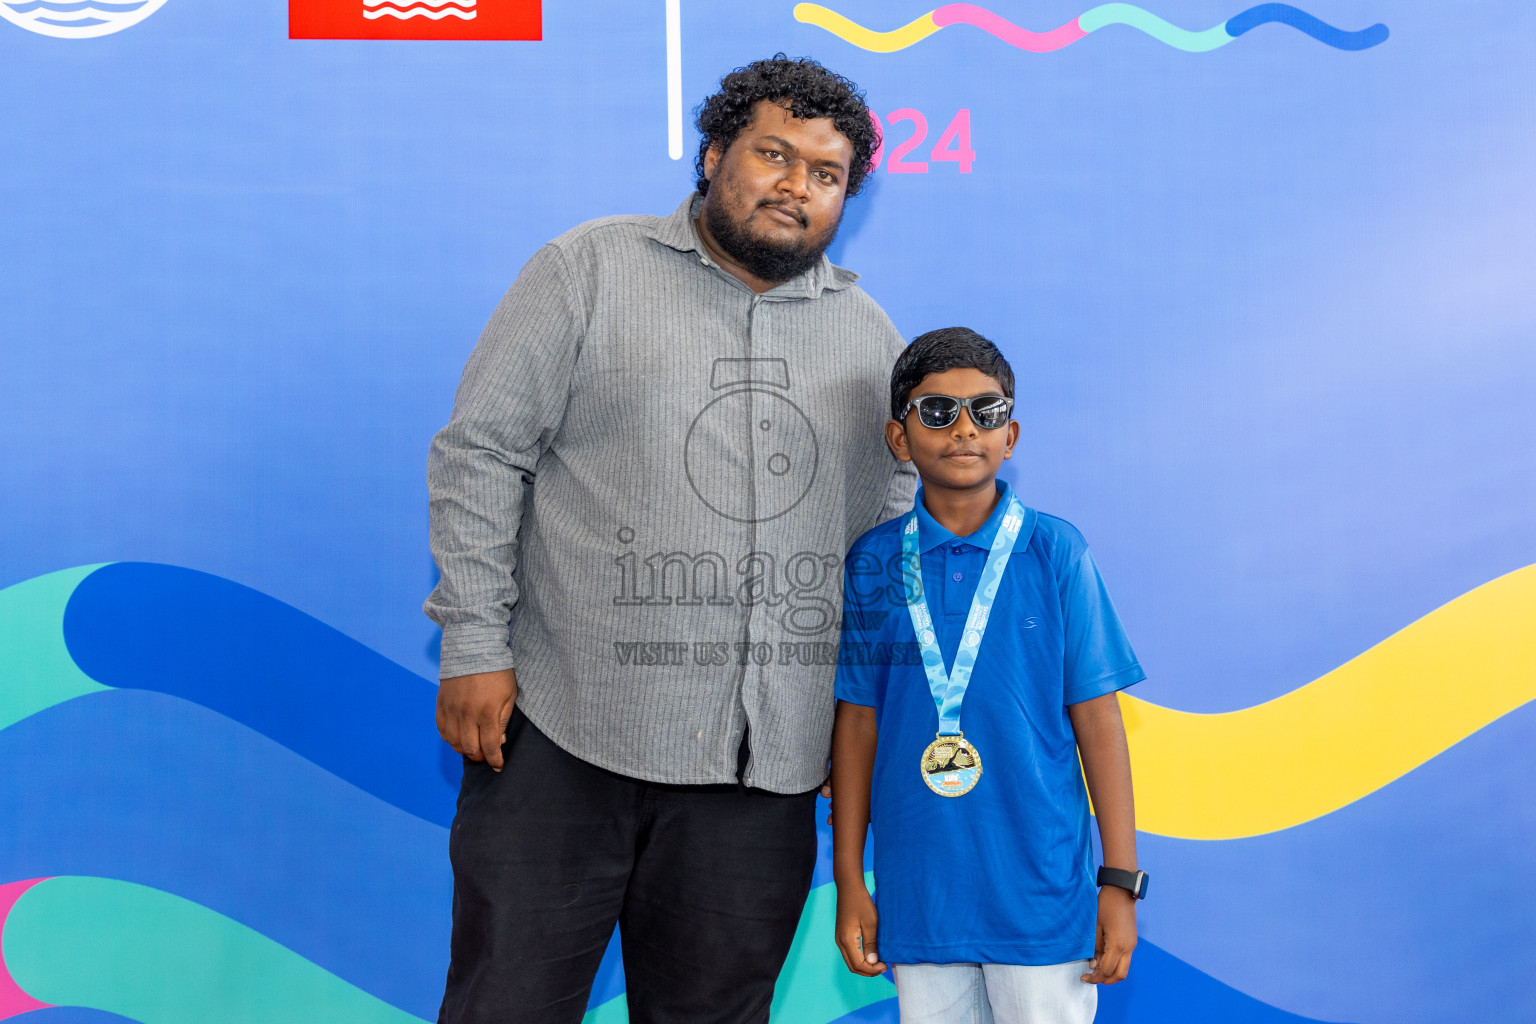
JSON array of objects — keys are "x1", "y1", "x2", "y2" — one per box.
[{"x1": 425, "y1": 194, "x2": 916, "y2": 793}]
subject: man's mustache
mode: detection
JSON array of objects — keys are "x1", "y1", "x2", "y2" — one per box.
[{"x1": 756, "y1": 200, "x2": 807, "y2": 226}]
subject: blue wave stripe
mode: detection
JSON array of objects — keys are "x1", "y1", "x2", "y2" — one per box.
[
  {"x1": 1138, "y1": 699, "x2": 1536, "y2": 1024},
  {"x1": 0, "y1": 689, "x2": 450, "y2": 1020},
  {"x1": 62, "y1": 563, "x2": 458, "y2": 827},
  {"x1": 10, "y1": 1010, "x2": 145, "y2": 1024},
  {"x1": 1096, "y1": 940, "x2": 1348, "y2": 1023},
  {"x1": 5, "y1": 0, "x2": 144, "y2": 11},
  {"x1": 1225, "y1": 3, "x2": 1389, "y2": 50},
  {"x1": 827, "y1": 1000, "x2": 897, "y2": 1024},
  {"x1": 34, "y1": 14, "x2": 106, "y2": 22}
]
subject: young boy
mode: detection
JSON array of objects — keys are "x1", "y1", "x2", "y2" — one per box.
[{"x1": 831, "y1": 327, "x2": 1147, "y2": 1024}]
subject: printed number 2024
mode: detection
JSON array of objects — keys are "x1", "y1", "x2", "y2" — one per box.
[{"x1": 868, "y1": 109, "x2": 974, "y2": 174}]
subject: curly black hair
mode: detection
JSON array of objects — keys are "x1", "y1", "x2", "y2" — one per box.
[{"x1": 694, "y1": 54, "x2": 879, "y2": 199}]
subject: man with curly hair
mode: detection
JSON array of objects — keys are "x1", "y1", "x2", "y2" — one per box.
[{"x1": 425, "y1": 56, "x2": 915, "y2": 1023}]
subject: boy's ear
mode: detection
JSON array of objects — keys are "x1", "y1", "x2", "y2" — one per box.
[{"x1": 885, "y1": 419, "x2": 912, "y2": 462}]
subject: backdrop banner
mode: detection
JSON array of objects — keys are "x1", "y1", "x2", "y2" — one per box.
[{"x1": 3, "y1": 2, "x2": 1534, "y2": 1023}]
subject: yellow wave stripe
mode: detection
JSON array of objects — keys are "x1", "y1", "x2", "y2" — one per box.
[
  {"x1": 1123, "y1": 563, "x2": 1536, "y2": 840},
  {"x1": 792, "y1": 3, "x2": 940, "y2": 52}
]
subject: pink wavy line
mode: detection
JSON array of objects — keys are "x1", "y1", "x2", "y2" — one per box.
[
  {"x1": 0, "y1": 879, "x2": 52, "y2": 1021},
  {"x1": 931, "y1": 2, "x2": 1087, "y2": 51}
]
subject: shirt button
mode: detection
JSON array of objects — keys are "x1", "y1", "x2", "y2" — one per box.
[
  {"x1": 952, "y1": 547, "x2": 963, "y2": 555},
  {"x1": 953, "y1": 572, "x2": 964, "y2": 582},
  {"x1": 695, "y1": 730, "x2": 703, "y2": 740}
]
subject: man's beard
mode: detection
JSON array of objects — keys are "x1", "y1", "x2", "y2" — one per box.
[{"x1": 703, "y1": 193, "x2": 841, "y2": 284}]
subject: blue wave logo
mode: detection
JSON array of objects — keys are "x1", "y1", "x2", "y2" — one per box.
[{"x1": 1, "y1": 0, "x2": 167, "y2": 37}]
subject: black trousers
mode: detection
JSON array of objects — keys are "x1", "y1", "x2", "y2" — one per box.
[{"x1": 438, "y1": 708, "x2": 819, "y2": 1024}]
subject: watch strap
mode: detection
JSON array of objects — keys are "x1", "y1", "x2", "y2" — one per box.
[{"x1": 1096, "y1": 866, "x2": 1149, "y2": 900}]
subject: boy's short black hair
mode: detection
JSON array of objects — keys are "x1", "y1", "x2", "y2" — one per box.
[
  {"x1": 890, "y1": 327, "x2": 1016, "y2": 421},
  {"x1": 694, "y1": 54, "x2": 880, "y2": 200}
]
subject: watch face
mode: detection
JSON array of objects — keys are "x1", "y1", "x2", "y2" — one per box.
[{"x1": 1135, "y1": 872, "x2": 1149, "y2": 900}]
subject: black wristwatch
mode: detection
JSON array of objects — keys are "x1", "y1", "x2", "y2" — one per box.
[{"x1": 1096, "y1": 866, "x2": 1149, "y2": 900}]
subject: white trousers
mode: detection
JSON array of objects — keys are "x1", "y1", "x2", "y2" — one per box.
[{"x1": 892, "y1": 961, "x2": 1098, "y2": 1024}]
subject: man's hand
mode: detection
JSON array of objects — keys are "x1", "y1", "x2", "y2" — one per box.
[
  {"x1": 834, "y1": 885, "x2": 887, "y2": 977},
  {"x1": 1080, "y1": 885, "x2": 1137, "y2": 984},
  {"x1": 436, "y1": 669, "x2": 517, "y2": 771}
]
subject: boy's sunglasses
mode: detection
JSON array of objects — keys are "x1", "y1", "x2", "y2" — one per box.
[{"x1": 902, "y1": 394, "x2": 1014, "y2": 431}]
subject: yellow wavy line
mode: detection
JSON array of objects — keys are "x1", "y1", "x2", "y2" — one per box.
[
  {"x1": 1123, "y1": 563, "x2": 1536, "y2": 840},
  {"x1": 792, "y1": 3, "x2": 940, "y2": 52}
]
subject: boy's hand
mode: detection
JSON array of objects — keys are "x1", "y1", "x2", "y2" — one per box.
[
  {"x1": 1080, "y1": 885, "x2": 1137, "y2": 985},
  {"x1": 834, "y1": 886, "x2": 887, "y2": 977}
]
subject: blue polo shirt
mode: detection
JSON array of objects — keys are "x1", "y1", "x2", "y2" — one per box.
[{"x1": 835, "y1": 481, "x2": 1144, "y2": 966}]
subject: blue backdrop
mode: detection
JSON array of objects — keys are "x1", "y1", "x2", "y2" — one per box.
[{"x1": 3, "y1": 1, "x2": 1534, "y2": 1022}]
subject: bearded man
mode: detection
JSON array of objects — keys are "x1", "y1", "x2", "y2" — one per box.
[{"x1": 425, "y1": 55, "x2": 915, "y2": 1024}]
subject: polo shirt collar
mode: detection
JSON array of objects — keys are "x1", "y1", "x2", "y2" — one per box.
[
  {"x1": 912, "y1": 480, "x2": 1021, "y2": 553},
  {"x1": 644, "y1": 193, "x2": 860, "y2": 298}
]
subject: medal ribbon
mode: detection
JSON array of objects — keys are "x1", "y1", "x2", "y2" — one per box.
[{"x1": 902, "y1": 494, "x2": 1026, "y2": 735}]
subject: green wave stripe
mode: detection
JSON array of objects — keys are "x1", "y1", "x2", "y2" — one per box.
[
  {"x1": 5, "y1": 876, "x2": 430, "y2": 1024},
  {"x1": 0, "y1": 565, "x2": 108, "y2": 732},
  {"x1": 578, "y1": 875, "x2": 893, "y2": 1024},
  {"x1": 1079, "y1": 3, "x2": 1234, "y2": 51}
]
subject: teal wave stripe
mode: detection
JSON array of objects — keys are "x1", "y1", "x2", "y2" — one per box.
[
  {"x1": 582, "y1": 995, "x2": 630, "y2": 1024},
  {"x1": 1079, "y1": 3, "x2": 1234, "y2": 51},
  {"x1": 0, "y1": 565, "x2": 108, "y2": 732},
  {"x1": 4, "y1": 876, "x2": 430, "y2": 1024},
  {"x1": 771, "y1": 874, "x2": 894, "y2": 1020}
]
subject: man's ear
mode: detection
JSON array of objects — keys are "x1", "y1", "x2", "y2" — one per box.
[
  {"x1": 702, "y1": 144, "x2": 723, "y2": 184},
  {"x1": 885, "y1": 419, "x2": 911, "y2": 462}
]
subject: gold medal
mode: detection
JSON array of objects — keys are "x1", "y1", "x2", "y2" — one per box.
[{"x1": 920, "y1": 732, "x2": 982, "y2": 797}]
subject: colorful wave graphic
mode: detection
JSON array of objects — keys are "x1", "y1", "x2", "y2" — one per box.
[
  {"x1": 1, "y1": 877, "x2": 425, "y2": 1024},
  {"x1": 0, "y1": 689, "x2": 451, "y2": 1017},
  {"x1": 1, "y1": 561, "x2": 1528, "y2": 1023},
  {"x1": 1122, "y1": 562, "x2": 1536, "y2": 839},
  {"x1": 8, "y1": 561, "x2": 1533, "y2": 841},
  {"x1": 792, "y1": 2, "x2": 1389, "y2": 54},
  {"x1": 0, "y1": 562, "x2": 456, "y2": 827}
]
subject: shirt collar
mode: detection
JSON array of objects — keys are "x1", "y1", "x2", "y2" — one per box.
[
  {"x1": 644, "y1": 193, "x2": 860, "y2": 298},
  {"x1": 912, "y1": 480, "x2": 1021, "y2": 553}
]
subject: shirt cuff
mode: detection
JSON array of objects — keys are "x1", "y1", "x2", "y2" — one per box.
[
  {"x1": 1064, "y1": 662, "x2": 1145, "y2": 706},
  {"x1": 834, "y1": 683, "x2": 876, "y2": 707},
  {"x1": 437, "y1": 622, "x2": 515, "y2": 680}
]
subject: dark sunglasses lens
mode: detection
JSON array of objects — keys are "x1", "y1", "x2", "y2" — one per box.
[
  {"x1": 917, "y1": 396, "x2": 959, "y2": 428},
  {"x1": 971, "y1": 398, "x2": 1011, "y2": 429}
]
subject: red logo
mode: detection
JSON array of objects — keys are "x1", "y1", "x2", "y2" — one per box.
[{"x1": 289, "y1": 0, "x2": 539, "y2": 39}]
